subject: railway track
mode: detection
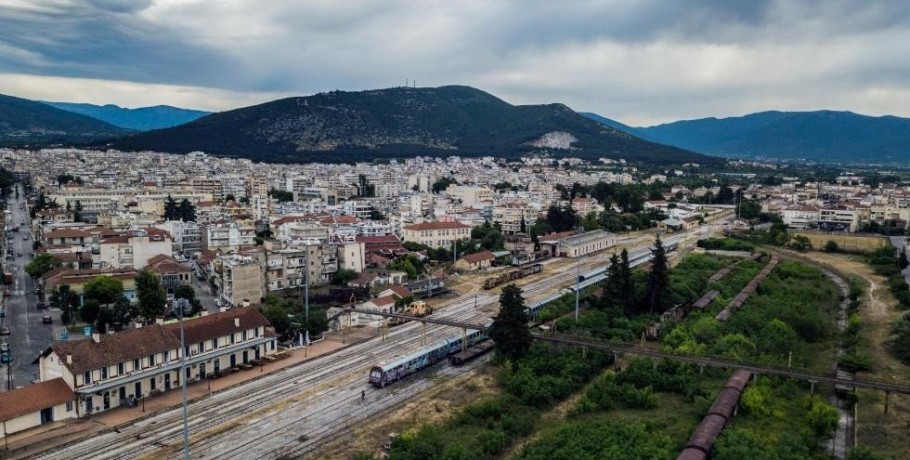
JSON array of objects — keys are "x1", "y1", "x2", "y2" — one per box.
[{"x1": 38, "y1": 232, "x2": 692, "y2": 460}]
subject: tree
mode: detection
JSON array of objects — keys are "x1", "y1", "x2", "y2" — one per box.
[
  {"x1": 268, "y1": 188, "x2": 294, "y2": 202},
  {"x1": 899, "y1": 247, "x2": 909, "y2": 270},
  {"x1": 644, "y1": 237, "x2": 669, "y2": 314},
  {"x1": 164, "y1": 194, "x2": 178, "y2": 220},
  {"x1": 80, "y1": 299, "x2": 101, "y2": 326},
  {"x1": 805, "y1": 397, "x2": 839, "y2": 441},
  {"x1": 368, "y1": 206, "x2": 386, "y2": 221},
  {"x1": 332, "y1": 268, "x2": 358, "y2": 285},
  {"x1": 545, "y1": 204, "x2": 578, "y2": 232},
  {"x1": 84, "y1": 276, "x2": 124, "y2": 307},
  {"x1": 261, "y1": 304, "x2": 291, "y2": 337},
  {"x1": 175, "y1": 284, "x2": 203, "y2": 315},
  {"x1": 824, "y1": 240, "x2": 840, "y2": 253},
  {"x1": 73, "y1": 200, "x2": 84, "y2": 222},
  {"x1": 178, "y1": 199, "x2": 196, "y2": 222},
  {"x1": 619, "y1": 249, "x2": 633, "y2": 311},
  {"x1": 135, "y1": 270, "x2": 167, "y2": 320},
  {"x1": 225, "y1": 194, "x2": 236, "y2": 202},
  {"x1": 432, "y1": 176, "x2": 457, "y2": 194},
  {"x1": 25, "y1": 253, "x2": 63, "y2": 279},
  {"x1": 489, "y1": 284, "x2": 532, "y2": 360},
  {"x1": 601, "y1": 253, "x2": 622, "y2": 308},
  {"x1": 716, "y1": 185, "x2": 735, "y2": 204}
]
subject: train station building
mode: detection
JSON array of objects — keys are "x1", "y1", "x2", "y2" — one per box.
[{"x1": 32, "y1": 307, "x2": 277, "y2": 418}]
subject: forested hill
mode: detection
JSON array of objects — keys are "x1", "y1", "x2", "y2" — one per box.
[
  {"x1": 584, "y1": 110, "x2": 910, "y2": 162},
  {"x1": 0, "y1": 94, "x2": 130, "y2": 145},
  {"x1": 105, "y1": 85, "x2": 716, "y2": 165}
]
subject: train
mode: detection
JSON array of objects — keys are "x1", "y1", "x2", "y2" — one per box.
[
  {"x1": 482, "y1": 263, "x2": 543, "y2": 290},
  {"x1": 368, "y1": 323, "x2": 491, "y2": 388},
  {"x1": 677, "y1": 369, "x2": 752, "y2": 460}
]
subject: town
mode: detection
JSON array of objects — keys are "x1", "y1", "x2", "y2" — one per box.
[{"x1": 0, "y1": 147, "x2": 905, "y2": 458}]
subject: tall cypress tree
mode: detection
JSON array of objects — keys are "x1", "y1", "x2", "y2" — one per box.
[
  {"x1": 164, "y1": 194, "x2": 178, "y2": 220},
  {"x1": 645, "y1": 237, "x2": 670, "y2": 314},
  {"x1": 490, "y1": 284, "x2": 532, "y2": 361},
  {"x1": 619, "y1": 248, "x2": 633, "y2": 311},
  {"x1": 602, "y1": 253, "x2": 622, "y2": 309}
]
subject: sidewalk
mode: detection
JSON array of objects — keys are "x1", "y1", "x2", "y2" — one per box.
[{"x1": 1, "y1": 326, "x2": 378, "y2": 460}]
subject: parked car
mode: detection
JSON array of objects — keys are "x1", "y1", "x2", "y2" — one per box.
[
  {"x1": 0, "y1": 326, "x2": 10, "y2": 335},
  {"x1": 36, "y1": 302, "x2": 46, "y2": 310},
  {"x1": 3, "y1": 289, "x2": 10, "y2": 297},
  {"x1": 42, "y1": 315, "x2": 52, "y2": 324}
]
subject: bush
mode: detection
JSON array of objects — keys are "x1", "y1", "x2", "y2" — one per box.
[
  {"x1": 824, "y1": 240, "x2": 840, "y2": 252},
  {"x1": 697, "y1": 238, "x2": 755, "y2": 252}
]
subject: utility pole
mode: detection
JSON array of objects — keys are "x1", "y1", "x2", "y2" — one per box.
[
  {"x1": 177, "y1": 298, "x2": 189, "y2": 460},
  {"x1": 575, "y1": 256, "x2": 580, "y2": 321}
]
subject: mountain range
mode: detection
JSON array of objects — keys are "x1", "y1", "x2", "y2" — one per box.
[
  {"x1": 44, "y1": 102, "x2": 210, "y2": 131},
  {"x1": 0, "y1": 94, "x2": 129, "y2": 145},
  {"x1": 105, "y1": 86, "x2": 711, "y2": 164},
  {"x1": 582, "y1": 111, "x2": 910, "y2": 163}
]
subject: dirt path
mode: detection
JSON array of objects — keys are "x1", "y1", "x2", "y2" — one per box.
[{"x1": 787, "y1": 251, "x2": 910, "y2": 459}]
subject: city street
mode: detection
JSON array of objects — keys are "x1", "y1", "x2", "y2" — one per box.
[{"x1": 1, "y1": 186, "x2": 59, "y2": 390}]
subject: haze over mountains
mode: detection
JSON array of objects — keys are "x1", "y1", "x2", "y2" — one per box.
[
  {"x1": 582, "y1": 111, "x2": 910, "y2": 163},
  {"x1": 104, "y1": 85, "x2": 711, "y2": 164},
  {"x1": 5, "y1": 85, "x2": 910, "y2": 165},
  {"x1": 0, "y1": 94, "x2": 130, "y2": 144},
  {"x1": 45, "y1": 102, "x2": 210, "y2": 131}
]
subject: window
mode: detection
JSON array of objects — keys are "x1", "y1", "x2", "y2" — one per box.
[
  {"x1": 101, "y1": 367, "x2": 107, "y2": 379},
  {"x1": 83, "y1": 371, "x2": 91, "y2": 385},
  {"x1": 117, "y1": 363, "x2": 124, "y2": 375},
  {"x1": 134, "y1": 359, "x2": 140, "y2": 371},
  {"x1": 149, "y1": 354, "x2": 156, "y2": 366},
  {"x1": 66, "y1": 401, "x2": 74, "y2": 412},
  {"x1": 231, "y1": 334, "x2": 235, "y2": 344},
  {"x1": 212, "y1": 338, "x2": 218, "y2": 349},
  {"x1": 242, "y1": 330, "x2": 247, "y2": 341}
]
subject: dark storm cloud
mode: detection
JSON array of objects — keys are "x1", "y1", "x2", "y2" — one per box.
[{"x1": 1, "y1": 0, "x2": 909, "y2": 123}]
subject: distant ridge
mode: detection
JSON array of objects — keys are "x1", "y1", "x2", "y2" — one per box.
[
  {"x1": 583, "y1": 110, "x2": 910, "y2": 162},
  {"x1": 106, "y1": 85, "x2": 716, "y2": 165},
  {"x1": 0, "y1": 93, "x2": 129, "y2": 145},
  {"x1": 44, "y1": 102, "x2": 210, "y2": 131}
]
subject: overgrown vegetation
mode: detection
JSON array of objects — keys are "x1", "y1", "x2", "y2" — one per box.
[{"x1": 388, "y1": 345, "x2": 612, "y2": 459}]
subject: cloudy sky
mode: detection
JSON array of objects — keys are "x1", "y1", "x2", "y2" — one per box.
[{"x1": 1, "y1": 0, "x2": 909, "y2": 126}]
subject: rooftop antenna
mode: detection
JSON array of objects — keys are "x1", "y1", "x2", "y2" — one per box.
[{"x1": 405, "y1": 78, "x2": 409, "y2": 88}]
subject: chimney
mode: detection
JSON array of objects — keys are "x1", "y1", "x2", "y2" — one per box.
[
  {"x1": 234, "y1": 316, "x2": 240, "y2": 328},
  {"x1": 91, "y1": 333, "x2": 101, "y2": 343},
  {"x1": 66, "y1": 354, "x2": 72, "y2": 365}
]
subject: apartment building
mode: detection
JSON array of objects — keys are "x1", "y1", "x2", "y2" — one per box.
[
  {"x1": 445, "y1": 185, "x2": 493, "y2": 207},
  {"x1": 36, "y1": 308, "x2": 276, "y2": 417},
  {"x1": 819, "y1": 207, "x2": 860, "y2": 232},
  {"x1": 780, "y1": 206, "x2": 820, "y2": 230},
  {"x1": 401, "y1": 221, "x2": 471, "y2": 249},
  {"x1": 213, "y1": 254, "x2": 264, "y2": 307},
  {"x1": 98, "y1": 229, "x2": 173, "y2": 270},
  {"x1": 146, "y1": 254, "x2": 193, "y2": 298},
  {"x1": 202, "y1": 222, "x2": 257, "y2": 252},
  {"x1": 155, "y1": 220, "x2": 202, "y2": 257},
  {"x1": 492, "y1": 204, "x2": 536, "y2": 235}
]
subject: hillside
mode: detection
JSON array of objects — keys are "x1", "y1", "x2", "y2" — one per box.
[
  {"x1": 585, "y1": 110, "x2": 910, "y2": 162},
  {"x1": 107, "y1": 86, "x2": 715, "y2": 164},
  {"x1": 0, "y1": 94, "x2": 130, "y2": 145},
  {"x1": 44, "y1": 102, "x2": 210, "y2": 131}
]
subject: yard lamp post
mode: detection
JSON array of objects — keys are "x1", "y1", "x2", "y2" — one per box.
[
  {"x1": 176, "y1": 298, "x2": 190, "y2": 460},
  {"x1": 574, "y1": 255, "x2": 580, "y2": 322}
]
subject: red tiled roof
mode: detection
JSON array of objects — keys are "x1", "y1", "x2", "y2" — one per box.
[
  {"x1": 0, "y1": 378, "x2": 75, "y2": 421},
  {"x1": 388, "y1": 285, "x2": 412, "y2": 299},
  {"x1": 47, "y1": 326, "x2": 180, "y2": 375},
  {"x1": 370, "y1": 295, "x2": 396, "y2": 307},
  {"x1": 45, "y1": 229, "x2": 91, "y2": 239},
  {"x1": 403, "y1": 221, "x2": 469, "y2": 231},
  {"x1": 164, "y1": 307, "x2": 270, "y2": 344},
  {"x1": 460, "y1": 250, "x2": 494, "y2": 264}
]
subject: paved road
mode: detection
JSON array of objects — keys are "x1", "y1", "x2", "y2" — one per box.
[{"x1": 1, "y1": 186, "x2": 58, "y2": 390}]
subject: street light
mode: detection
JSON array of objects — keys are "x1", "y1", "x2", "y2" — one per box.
[
  {"x1": 574, "y1": 255, "x2": 580, "y2": 322},
  {"x1": 175, "y1": 298, "x2": 190, "y2": 460}
]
